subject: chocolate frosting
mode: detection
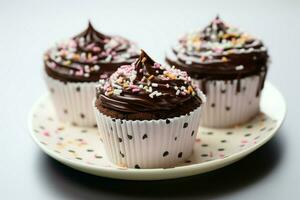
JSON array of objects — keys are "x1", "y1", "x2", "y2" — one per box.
[
  {"x1": 96, "y1": 50, "x2": 205, "y2": 114},
  {"x1": 166, "y1": 16, "x2": 269, "y2": 95},
  {"x1": 44, "y1": 22, "x2": 140, "y2": 82}
]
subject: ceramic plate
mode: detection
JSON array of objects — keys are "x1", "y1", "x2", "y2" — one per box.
[{"x1": 28, "y1": 82, "x2": 286, "y2": 180}]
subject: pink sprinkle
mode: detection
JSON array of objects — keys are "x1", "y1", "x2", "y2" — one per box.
[
  {"x1": 86, "y1": 43, "x2": 95, "y2": 49},
  {"x1": 43, "y1": 131, "x2": 50, "y2": 137},
  {"x1": 93, "y1": 46, "x2": 101, "y2": 52},
  {"x1": 132, "y1": 88, "x2": 140, "y2": 93},
  {"x1": 196, "y1": 138, "x2": 201, "y2": 143},
  {"x1": 219, "y1": 153, "x2": 225, "y2": 158},
  {"x1": 154, "y1": 62, "x2": 161, "y2": 68}
]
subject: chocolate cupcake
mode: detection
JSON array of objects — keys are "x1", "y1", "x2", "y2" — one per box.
[
  {"x1": 94, "y1": 50, "x2": 206, "y2": 168},
  {"x1": 44, "y1": 22, "x2": 139, "y2": 127},
  {"x1": 166, "y1": 16, "x2": 269, "y2": 127}
]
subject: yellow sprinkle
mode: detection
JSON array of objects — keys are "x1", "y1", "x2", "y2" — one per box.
[
  {"x1": 73, "y1": 54, "x2": 80, "y2": 61},
  {"x1": 64, "y1": 60, "x2": 71, "y2": 65},
  {"x1": 165, "y1": 73, "x2": 176, "y2": 80},
  {"x1": 222, "y1": 57, "x2": 228, "y2": 62},
  {"x1": 107, "y1": 91, "x2": 113, "y2": 96},
  {"x1": 148, "y1": 75, "x2": 154, "y2": 80},
  {"x1": 188, "y1": 86, "x2": 194, "y2": 94}
]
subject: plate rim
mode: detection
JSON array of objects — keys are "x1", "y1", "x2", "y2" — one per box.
[{"x1": 28, "y1": 81, "x2": 287, "y2": 180}]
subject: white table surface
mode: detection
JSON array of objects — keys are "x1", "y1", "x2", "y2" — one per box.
[{"x1": 1, "y1": 0, "x2": 299, "y2": 199}]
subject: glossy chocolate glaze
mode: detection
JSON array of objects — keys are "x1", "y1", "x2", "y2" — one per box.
[
  {"x1": 166, "y1": 16, "x2": 269, "y2": 96},
  {"x1": 96, "y1": 50, "x2": 204, "y2": 118},
  {"x1": 44, "y1": 22, "x2": 140, "y2": 82}
]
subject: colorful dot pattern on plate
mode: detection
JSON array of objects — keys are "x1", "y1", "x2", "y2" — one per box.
[{"x1": 31, "y1": 95, "x2": 278, "y2": 169}]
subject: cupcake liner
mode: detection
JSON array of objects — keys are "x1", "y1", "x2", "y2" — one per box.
[
  {"x1": 94, "y1": 105, "x2": 202, "y2": 169},
  {"x1": 193, "y1": 75, "x2": 261, "y2": 128},
  {"x1": 44, "y1": 74, "x2": 97, "y2": 127}
]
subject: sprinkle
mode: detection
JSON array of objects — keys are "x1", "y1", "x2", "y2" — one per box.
[
  {"x1": 148, "y1": 75, "x2": 154, "y2": 80},
  {"x1": 149, "y1": 91, "x2": 158, "y2": 98},
  {"x1": 151, "y1": 83, "x2": 158, "y2": 87},
  {"x1": 235, "y1": 65, "x2": 244, "y2": 70},
  {"x1": 132, "y1": 88, "x2": 140, "y2": 93},
  {"x1": 84, "y1": 73, "x2": 90, "y2": 77},
  {"x1": 93, "y1": 46, "x2": 101, "y2": 52},
  {"x1": 142, "y1": 57, "x2": 147, "y2": 63},
  {"x1": 222, "y1": 57, "x2": 228, "y2": 62},
  {"x1": 94, "y1": 65, "x2": 100, "y2": 71},
  {"x1": 176, "y1": 90, "x2": 180, "y2": 95}
]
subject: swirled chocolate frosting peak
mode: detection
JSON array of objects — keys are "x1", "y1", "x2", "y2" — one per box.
[
  {"x1": 44, "y1": 21, "x2": 140, "y2": 82},
  {"x1": 166, "y1": 16, "x2": 269, "y2": 96},
  {"x1": 96, "y1": 50, "x2": 205, "y2": 116}
]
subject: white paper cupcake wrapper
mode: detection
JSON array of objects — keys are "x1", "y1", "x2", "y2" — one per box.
[
  {"x1": 44, "y1": 74, "x2": 97, "y2": 127},
  {"x1": 94, "y1": 105, "x2": 202, "y2": 169},
  {"x1": 193, "y1": 75, "x2": 261, "y2": 128}
]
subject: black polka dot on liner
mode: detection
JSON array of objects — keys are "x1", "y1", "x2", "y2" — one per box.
[
  {"x1": 68, "y1": 150, "x2": 75, "y2": 153},
  {"x1": 226, "y1": 131, "x2": 233, "y2": 135},
  {"x1": 218, "y1": 148, "x2": 225, "y2": 151},
  {"x1": 118, "y1": 138, "x2": 122, "y2": 142},
  {"x1": 127, "y1": 135, "x2": 133, "y2": 140},
  {"x1": 39, "y1": 125, "x2": 45, "y2": 130},
  {"x1": 142, "y1": 134, "x2": 148, "y2": 140},
  {"x1": 95, "y1": 155, "x2": 103, "y2": 159},
  {"x1": 183, "y1": 123, "x2": 188, "y2": 128},
  {"x1": 50, "y1": 88, "x2": 55, "y2": 93},
  {"x1": 163, "y1": 151, "x2": 169, "y2": 157},
  {"x1": 221, "y1": 89, "x2": 226, "y2": 93},
  {"x1": 76, "y1": 87, "x2": 80, "y2": 92},
  {"x1": 120, "y1": 151, "x2": 125, "y2": 158},
  {"x1": 110, "y1": 127, "x2": 113, "y2": 131},
  {"x1": 87, "y1": 149, "x2": 94, "y2": 152},
  {"x1": 178, "y1": 152, "x2": 183, "y2": 158},
  {"x1": 93, "y1": 124, "x2": 97, "y2": 128},
  {"x1": 134, "y1": 164, "x2": 140, "y2": 169},
  {"x1": 63, "y1": 109, "x2": 68, "y2": 114},
  {"x1": 246, "y1": 125, "x2": 253, "y2": 129},
  {"x1": 72, "y1": 122, "x2": 78, "y2": 126},
  {"x1": 174, "y1": 137, "x2": 177, "y2": 141},
  {"x1": 80, "y1": 113, "x2": 85, "y2": 119},
  {"x1": 166, "y1": 119, "x2": 170, "y2": 124},
  {"x1": 225, "y1": 106, "x2": 231, "y2": 111},
  {"x1": 260, "y1": 127, "x2": 266, "y2": 131},
  {"x1": 207, "y1": 132, "x2": 213, "y2": 135},
  {"x1": 112, "y1": 119, "x2": 116, "y2": 122},
  {"x1": 191, "y1": 130, "x2": 195, "y2": 136},
  {"x1": 221, "y1": 140, "x2": 227, "y2": 143},
  {"x1": 245, "y1": 133, "x2": 251, "y2": 137},
  {"x1": 202, "y1": 144, "x2": 208, "y2": 147},
  {"x1": 185, "y1": 160, "x2": 191, "y2": 163},
  {"x1": 81, "y1": 129, "x2": 87, "y2": 133},
  {"x1": 76, "y1": 157, "x2": 82, "y2": 160},
  {"x1": 201, "y1": 154, "x2": 208, "y2": 157},
  {"x1": 59, "y1": 137, "x2": 64, "y2": 140},
  {"x1": 211, "y1": 103, "x2": 215, "y2": 108}
]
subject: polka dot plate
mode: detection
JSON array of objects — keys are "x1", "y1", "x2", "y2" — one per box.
[{"x1": 28, "y1": 82, "x2": 286, "y2": 180}]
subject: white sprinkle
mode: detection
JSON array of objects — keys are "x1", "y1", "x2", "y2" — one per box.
[
  {"x1": 149, "y1": 91, "x2": 158, "y2": 98},
  {"x1": 166, "y1": 84, "x2": 170, "y2": 88},
  {"x1": 235, "y1": 65, "x2": 244, "y2": 71},
  {"x1": 156, "y1": 92, "x2": 162, "y2": 97},
  {"x1": 180, "y1": 86, "x2": 186, "y2": 90},
  {"x1": 84, "y1": 73, "x2": 90, "y2": 77},
  {"x1": 174, "y1": 86, "x2": 178, "y2": 90},
  {"x1": 151, "y1": 83, "x2": 158, "y2": 87},
  {"x1": 113, "y1": 89, "x2": 122, "y2": 95},
  {"x1": 94, "y1": 65, "x2": 100, "y2": 71},
  {"x1": 139, "y1": 84, "x2": 144, "y2": 88},
  {"x1": 176, "y1": 90, "x2": 180, "y2": 95}
]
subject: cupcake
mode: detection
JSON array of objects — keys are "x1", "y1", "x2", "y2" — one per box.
[
  {"x1": 94, "y1": 50, "x2": 206, "y2": 168},
  {"x1": 44, "y1": 22, "x2": 140, "y2": 127},
  {"x1": 166, "y1": 16, "x2": 269, "y2": 128}
]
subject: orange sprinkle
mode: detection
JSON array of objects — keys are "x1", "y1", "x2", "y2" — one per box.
[
  {"x1": 165, "y1": 73, "x2": 176, "y2": 80},
  {"x1": 148, "y1": 75, "x2": 154, "y2": 80}
]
